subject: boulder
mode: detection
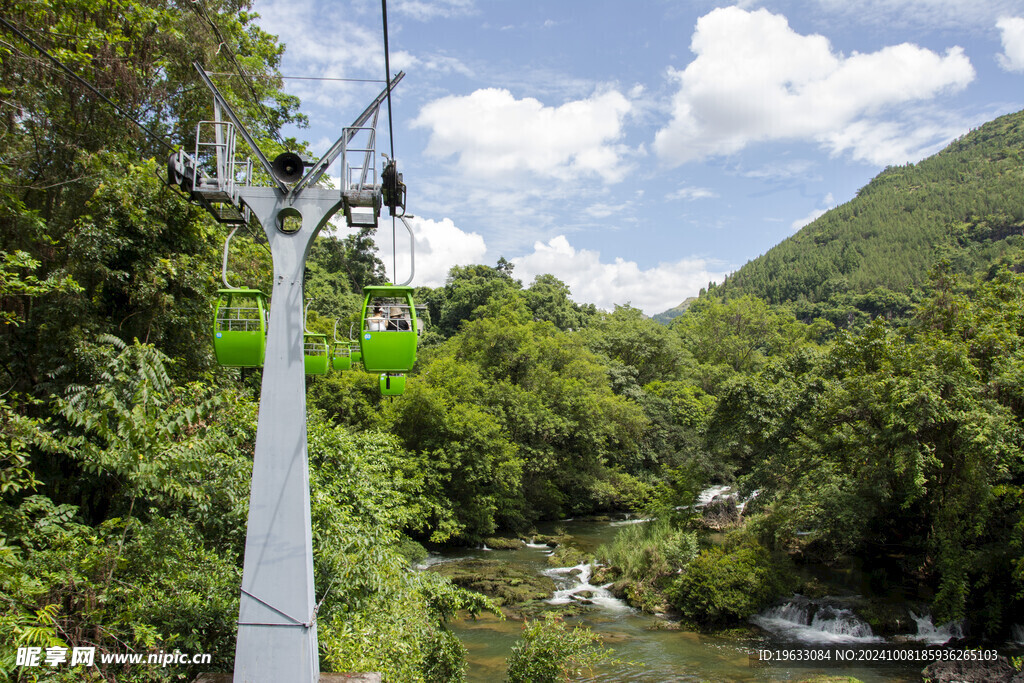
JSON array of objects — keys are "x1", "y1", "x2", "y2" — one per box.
[
  {"x1": 921, "y1": 657, "x2": 1024, "y2": 683},
  {"x1": 702, "y1": 494, "x2": 742, "y2": 530}
]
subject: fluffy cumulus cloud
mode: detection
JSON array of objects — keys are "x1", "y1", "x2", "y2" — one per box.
[
  {"x1": 395, "y1": 216, "x2": 487, "y2": 286},
  {"x1": 997, "y1": 17, "x2": 1024, "y2": 71},
  {"x1": 413, "y1": 88, "x2": 633, "y2": 183},
  {"x1": 653, "y1": 7, "x2": 975, "y2": 166},
  {"x1": 512, "y1": 236, "x2": 727, "y2": 315}
]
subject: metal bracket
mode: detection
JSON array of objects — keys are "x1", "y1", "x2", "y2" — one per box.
[
  {"x1": 394, "y1": 216, "x2": 416, "y2": 287},
  {"x1": 238, "y1": 588, "x2": 313, "y2": 629}
]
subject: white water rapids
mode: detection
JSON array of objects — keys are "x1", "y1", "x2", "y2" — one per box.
[
  {"x1": 750, "y1": 597, "x2": 969, "y2": 646},
  {"x1": 750, "y1": 598, "x2": 883, "y2": 644},
  {"x1": 543, "y1": 562, "x2": 633, "y2": 613}
]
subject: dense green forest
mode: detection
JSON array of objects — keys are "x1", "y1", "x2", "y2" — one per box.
[
  {"x1": 2, "y1": 1, "x2": 1024, "y2": 681},
  {"x1": 686, "y1": 110, "x2": 1024, "y2": 330}
]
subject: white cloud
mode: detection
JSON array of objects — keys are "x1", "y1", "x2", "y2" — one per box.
[
  {"x1": 393, "y1": 0, "x2": 475, "y2": 20},
  {"x1": 653, "y1": 7, "x2": 975, "y2": 167},
  {"x1": 585, "y1": 202, "x2": 631, "y2": 219},
  {"x1": 255, "y1": 0, "x2": 471, "y2": 111},
  {"x1": 391, "y1": 216, "x2": 487, "y2": 286},
  {"x1": 668, "y1": 185, "x2": 717, "y2": 201},
  {"x1": 742, "y1": 159, "x2": 818, "y2": 180},
  {"x1": 413, "y1": 88, "x2": 634, "y2": 183},
  {"x1": 790, "y1": 193, "x2": 836, "y2": 231},
  {"x1": 791, "y1": 208, "x2": 828, "y2": 231},
  {"x1": 997, "y1": 17, "x2": 1024, "y2": 71},
  {"x1": 512, "y1": 236, "x2": 728, "y2": 315},
  {"x1": 814, "y1": 0, "x2": 1024, "y2": 30}
]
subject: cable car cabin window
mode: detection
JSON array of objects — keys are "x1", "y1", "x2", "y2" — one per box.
[
  {"x1": 360, "y1": 286, "x2": 417, "y2": 373},
  {"x1": 364, "y1": 300, "x2": 414, "y2": 331},
  {"x1": 213, "y1": 288, "x2": 267, "y2": 367},
  {"x1": 304, "y1": 333, "x2": 329, "y2": 375}
]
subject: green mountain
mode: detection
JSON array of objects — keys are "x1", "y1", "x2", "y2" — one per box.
[
  {"x1": 652, "y1": 296, "x2": 697, "y2": 325},
  {"x1": 694, "y1": 109, "x2": 1024, "y2": 309}
]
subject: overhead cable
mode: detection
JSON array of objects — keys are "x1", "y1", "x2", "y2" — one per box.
[{"x1": 189, "y1": 0, "x2": 285, "y2": 145}]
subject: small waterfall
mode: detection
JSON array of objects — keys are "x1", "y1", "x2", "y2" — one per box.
[
  {"x1": 751, "y1": 597, "x2": 882, "y2": 644},
  {"x1": 1011, "y1": 624, "x2": 1024, "y2": 644},
  {"x1": 544, "y1": 563, "x2": 632, "y2": 613},
  {"x1": 810, "y1": 606, "x2": 876, "y2": 639},
  {"x1": 909, "y1": 611, "x2": 964, "y2": 644},
  {"x1": 696, "y1": 485, "x2": 733, "y2": 507},
  {"x1": 758, "y1": 600, "x2": 812, "y2": 625}
]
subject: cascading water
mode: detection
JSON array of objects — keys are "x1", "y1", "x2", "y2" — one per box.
[
  {"x1": 751, "y1": 596, "x2": 883, "y2": 643},
  {"x1": 696, "y1": 484, "x2": 733, "y2": 506},
  {"x1": 1011, "y1": 624, "x2": 1024, "y2": 644},
  {"x1": 544, "y1": 562, "x2": 633, "y2": 612},
  {"x1": 909, "y1": 611, "x2": 964, "y2": 644}
]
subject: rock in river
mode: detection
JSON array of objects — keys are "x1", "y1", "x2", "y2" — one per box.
[{"x1": 428, "y1": 559, "x2": 556, "y2": 606}]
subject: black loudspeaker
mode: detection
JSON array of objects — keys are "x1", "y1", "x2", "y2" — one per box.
[{"x1": 271, "y1": 152, "x2": 305, "y2": 184}]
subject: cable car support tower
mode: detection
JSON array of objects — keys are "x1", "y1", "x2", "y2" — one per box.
[{"x1": 168, "y1": 63, "x2": 406, "y2": 682}]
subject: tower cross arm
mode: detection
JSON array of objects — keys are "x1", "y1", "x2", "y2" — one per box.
[
  {"x1": 193, "y1": 63, "x2": 290, "y2": 195},
  {"x1": 291, "y1": 71, "x2": 405, "y2": 194}
]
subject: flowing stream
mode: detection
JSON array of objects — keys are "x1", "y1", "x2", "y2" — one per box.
[{"x1": 430, "y1": 514, "x2": 992, "y2": 682}]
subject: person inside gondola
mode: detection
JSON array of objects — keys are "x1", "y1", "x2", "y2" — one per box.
[
  {"x1": 387, "y1": 306, "x2": 410, "y2": 331},
  {"x1": 367, "y1": 307, "x2": 386, "y2": 332}
]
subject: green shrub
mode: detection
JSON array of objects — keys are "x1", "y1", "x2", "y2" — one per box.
[
  {"x1": 597, "y1": 518, "x2": 698, "y2": 581},
  {"x1": 668, "y1": 537, "x2": 796, "y2": 628},
  {"x1": 595, "y1": 518, "x2": 699, "y2": 611},
  {"x1": 505, "y1": 613, "x2": 615, "y2": 683}
]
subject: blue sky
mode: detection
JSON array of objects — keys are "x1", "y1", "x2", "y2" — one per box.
[{"x1": 251, "y1": 0, "x2": 1024, "y2": 314}]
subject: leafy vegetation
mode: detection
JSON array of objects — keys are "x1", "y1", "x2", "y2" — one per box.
[
  {"x1": 667, "y1": 532, "x2": 797, "y2": 628},
  {"x1": 505, "y1": 613, "x2": 616, "y2": 683},
  {"x1": 3, "y1": 0, "x2": 1024, "y2": 677}
]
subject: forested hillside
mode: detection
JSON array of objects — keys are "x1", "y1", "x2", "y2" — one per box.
[
  {"x1": 2, "y1": 1, "x2": 1024, "y2": 681},
  {"x1": 698, "y1": 110, "x2": 1024, "y2": 326}
]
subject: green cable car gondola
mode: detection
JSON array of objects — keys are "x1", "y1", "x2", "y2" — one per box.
[
  {"x1": 304, "y1": 333, "x2": 329, "y2": 375},
  {"x1": 331, "y1": 341, "x2": 352, "y2": 372},
  {"x1": 330, "y1": 320, "x2": 353, "y2": 372},
  {"x1": 379, "y1": 373, "x2": 405, "y2": 396},
  {"x1": 213, "y1": 288, "x2": 268, "y2": 367},
  {"x1": 359, "y1": 285, "x2": 417, "y2": 373},
  {"x1": 303, "y1": 299, "x2": 329, "y2": 375},
  {"x1": 213, "y1": 228, "x2": 268, "y2": 368}
]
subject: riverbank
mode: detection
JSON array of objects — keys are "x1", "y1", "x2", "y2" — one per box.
[{"x1": 421, "y1": 514, "x2": 1024, "y2": 681}]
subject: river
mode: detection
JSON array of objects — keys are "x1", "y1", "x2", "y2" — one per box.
[{"x1": 425, "y1": 512, "x2": 1023, "y2": 682}]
